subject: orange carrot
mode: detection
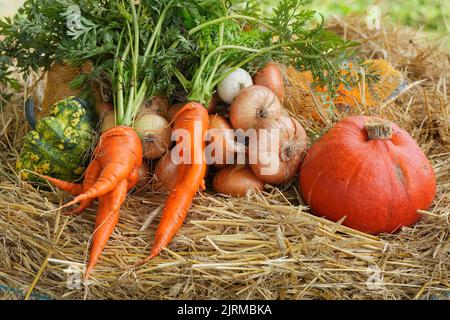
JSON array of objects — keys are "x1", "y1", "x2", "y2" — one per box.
[
  {"x1": 66, "y1": 159, "x2": 101, "y2": 216},
  {"x1": 41, "y1": 125, "x2": 142, "y2": 277},
  {"x1": 38, "y1": 175, "x2": 83, "y2": 196},
  {"x1": 66, "y1": 127, "x2": 142, "y2": 206},
  {"x1": 85, "y1": 179, "x2": 128, "y2": 279},
  {"x1": 146, "y1": 102, "x2": 208, "y2": 260}
]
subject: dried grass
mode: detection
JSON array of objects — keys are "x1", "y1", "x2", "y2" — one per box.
[{"x1": 0, "y1": 17, "x2": 449, "y2": 300}]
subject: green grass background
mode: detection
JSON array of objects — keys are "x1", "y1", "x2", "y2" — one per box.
[{"x1": 1, "y1": 0, "x2": 449, "y2": 41}]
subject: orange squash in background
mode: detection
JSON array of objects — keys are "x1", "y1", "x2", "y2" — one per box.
[
  {"x1": 284, "y1": 60, "x2": 407, "y2": 122},
  {"x1": 40, "y1": 63, "x2": 83, "y2": 116},
  {"x1": 35, "y1": 61, "x2": 103, "y2": 119},
  {"x1": 299, "y1": 116, "x2": 436, "y2": 234}
]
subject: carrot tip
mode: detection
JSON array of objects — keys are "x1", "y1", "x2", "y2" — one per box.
[
  {"x1": 131, "y1": 259, "x2": 147, "y2": 269},
  {"x1": 132, "y1": 252, "x2": 157, "y2": 268},
  {"x1": 148, "y1": 248, "x2": 161, "y2": 260},
  {"x1": 84, "y1": 265, "x2": 95, "y2": 281},
  {"x1": 64, "y1": 200, "x2": 93, "y2": 216}
]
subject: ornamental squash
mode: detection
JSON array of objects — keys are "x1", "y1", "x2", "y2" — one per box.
[
  {"x1": 299, "y1": 116, "x2": 436, "y2": 234},
  {"x1": 16, "y1": 97, "x2": 96, "y2": 182}
]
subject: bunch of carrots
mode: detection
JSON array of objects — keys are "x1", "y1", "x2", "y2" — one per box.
[{"x1": 5, "y1": 0, "x2": 362, "y2": 278}]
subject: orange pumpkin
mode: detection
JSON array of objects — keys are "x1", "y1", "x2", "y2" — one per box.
[{"x1": 299, "y1": 116, "x2": 436, "y2": 234}]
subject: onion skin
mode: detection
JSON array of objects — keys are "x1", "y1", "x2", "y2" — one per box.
[
  {"x1": 213, "y1": 165, "x2": 264, "y2": 197},
  {"x1": 208, "y1": 114, "x2": 233, "y2": 168},
  {"x1": 141, "y1": 96, "x2": 169, "y2": 118},
  {"x1": 135, "y1": 114, "x2": 172, "y2": 160},
  {"x1": 229, "y1": 85, "x2": 283, "y2": 130},
  {"x1": 206, "y1": 93, "x2": 221, "y2": 114},
  {"x1": 154, "y1": 149, "x2": 207, "y2": 192},
  {"x1": 217, "y1": 68, "x2": 253, "y2": 104},
  {"x1": 153, "y1": 151, "x2": 178, "y2": 191},
  {"x1": 253, "y1": 63, "x2": 285, "y2": 102},
  {"x1": 250, "y1": 116, "x2": 307, "y2": 184},
  {"x1": 95, "y1": 101, "x2": 114, "y2": 119},
  {"x1": 167, "y1": 103, "x2": 184, "y2": 123},
  {"x1": 100, "y1": 111, "x2": 116, "y2": 133},
  {"x1": 207, "y1": 114, "x2": 245, "y2": 168},
  {"x1": 136, "y1": 161, "x2": 151, "y2": 189}
]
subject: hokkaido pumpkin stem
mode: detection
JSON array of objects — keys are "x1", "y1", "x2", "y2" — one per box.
[{"x1": 365, "y1": 121, "x2": 393, "y2": 140}]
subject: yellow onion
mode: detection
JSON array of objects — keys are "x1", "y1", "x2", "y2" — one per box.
[
  {"x1": 253, "y1": 62, "x2": 285, "y2": 102},
  {"x1": 249, "y1": 116, "x2": 307, "y2": 184},
  {"x1": 213, "y1": 165, "x2": 264, "y2": 197},
  {"x1": 100, "y1": 110, "x2": 116, "y2": 133},
  {"x1": 135, "y1": 161, "x2": 151, "y2": 190},
  {"x1": 135, "y1": 114, "x2": 172, "y2": 160},
  {"x1": 141, "y1": 96, "x2": 169, "y2": 118},
  {"x1": 229, "y1": 85, "x2": 283, "y2": 130},
  {"x1": 206, "y1": 114, "x2": 245, "y2": 168},
  {"x1": 153, "y1": 150, "x2": 178, "y2": 191},
  {"x1": 95, "y1": 101, "x2": 114, "y2": 119}
]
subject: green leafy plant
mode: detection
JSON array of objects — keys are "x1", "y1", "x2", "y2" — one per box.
[
  {"x1": 168, "y1": 0, "x2": 360, "y2": 105},
  {"x1": 0, "y1": 0, "x2": 364, "y2": 110}
]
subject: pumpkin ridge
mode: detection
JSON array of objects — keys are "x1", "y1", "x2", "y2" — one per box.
[
  {"x1": 380, "y1": 139, "x2": 414, "y2": 232},
  {"x1": 382, "y1": 141, "x2": 413, "y2": 195},
  {"x1": 392, "y1": 163, "x2": 413, "y2": 230},
  {"x1": 341, "y1": 145, "x2": 380, "y2": 230},
  {"x1": 379, "y1": 144, "x2": 397, "y2": 232},
  {"x1": 305, "y1": 170, "x2": 323, "y2": 204},
  {"x1": 342, "y1": 152, "x2": 369, "y2": 196}
]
